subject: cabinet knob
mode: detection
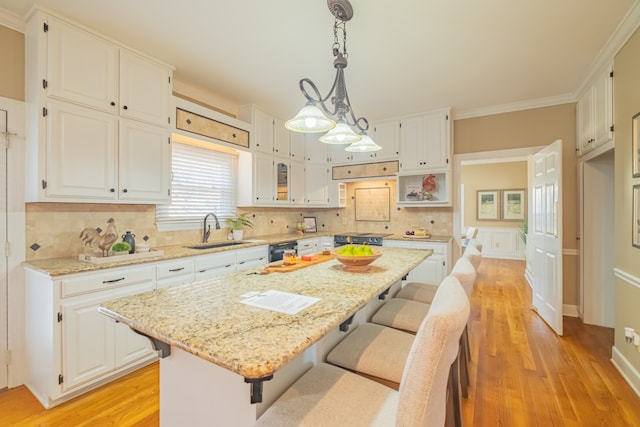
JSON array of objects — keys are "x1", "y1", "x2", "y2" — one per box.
[
  {"x1": 123, "y1": 105, "x2": 128, "y2": 110},
  {"x1": 186, "y1": 119, "x2": 192, "y2": 125},
  {"x1": 110, "y1": 101, "x2": 115, "y2": 106},
  {"x1": 232, "y1": 133, "x2": 236, "y2": 138},
  {"x1": 110, "y1": 188, "x2": 115, "y2": 192},
  {"x1": 123, "y1": 189, "x2": 128, "y2": 193}
]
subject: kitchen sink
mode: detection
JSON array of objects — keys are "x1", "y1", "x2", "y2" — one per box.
[{"x1": 185, "y1": 241, "x2": 246, "y2": 250}]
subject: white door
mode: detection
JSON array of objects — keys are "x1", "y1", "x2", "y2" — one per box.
[
  {"x1": 529, "y1": 140, "x2": 563, "y2": 335},
  {"x1": 0, "y1": 110, "x2": 8, "y2": 388}
]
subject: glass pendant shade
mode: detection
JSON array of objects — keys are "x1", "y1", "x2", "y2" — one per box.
[
  {"x1": 285, "y1": 103, "x2": 336, "y2": 133},
  {"x1": 319, "y1": 121, "x2": 362, "y2": 144},
  {"x1": 345, "y1": 133, "x2": 382, "y2": 152}
]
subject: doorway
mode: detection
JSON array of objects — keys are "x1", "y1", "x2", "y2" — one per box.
[
  {"x1": 580, "y1": 150, "x2": 615, "y2": 327},
  {"x1": 0, "y1": 108, "x2": 7, "y2": 389}
]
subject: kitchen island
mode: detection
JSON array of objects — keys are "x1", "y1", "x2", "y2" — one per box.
[{"x1": 99, "y1": 246, "x2": 431, "y2": 426}]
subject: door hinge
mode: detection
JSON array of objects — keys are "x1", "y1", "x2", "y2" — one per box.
[
  {"x1": 57, "y1": 312, "x2": 63, "y2": 322},
  {"x1": 42, "y1": 107, "x2": 48, "y2": 117},
  {"x1": 4, "y1": 241, "x2": 10, "y2": 258},
  {"x1": 610, "y1": 70, "x2": 614, "y2": 78},
  {"x1": 168, "y1": 137, "x2": 171, "y2": 144},
  {"x1": 610, "y1": 124, "x2": 615, "y2": 132},
  {"x1": 42, "y1": 79, "x2": 48, "y2": 89},
  {"x1": 42, "y1": 179, "x2": 47, "y2": 190},
  {"x1": 443, "y1": 261, "x2": 445, "y2": 266},
  {"x1": 168, "y1": 116, "x2": 171, "y2": 125},
  {"x1": 168, "y1": 76, "x2": 171, "y2": 84},
  {"x1": 43, "y1": 22, "x2": 48, "y2": 32},
  {"x1": 446, "y1": 114, "x2": 449, "y2": 120},
  {"x1": 58, "y1": 374, "x2": 63, "y2": 385},
  {"x1": 167, "y1": 189, "x2": 171, "y2": 196}
]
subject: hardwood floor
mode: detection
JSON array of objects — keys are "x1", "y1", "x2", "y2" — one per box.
[{"x1": 2, "y1": 257, "x2": 640, "y2": 426}]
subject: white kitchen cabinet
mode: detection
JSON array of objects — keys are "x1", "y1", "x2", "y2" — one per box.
[
  {"x1": 290, "y1": 161, "x2": 306, "y2": 206},
  {"x1": 119, "y1": 49, "x2": 171, "y2": 127},
  {"x1": 45, "y1": 15, "x2": 119, "y2": 113},
  {"x1": 273, "y1": 118, "x2": 290, "y2": 158},
  {"x1": 253, "y1": 152, "x2": 275, "y2": 205},
  {"x1": 369, "y1": 119, "x2": 400, "y2": 161},
  {"x1": 383, "y1": 239, "x2": 451, "y2": 284},
  {"x1": 236, "y1": 245, "x2": 269, "y2": 270},
  {"x1": 194, "y1": 251, "x2": 237, "y2": 280},
  {"x1": 44, "y1": 100, "x2": 118, "y2": 200},
  {"x1": 238, "y1": 105, "x2": 274, "y2": 154},
  {"x1": 25, "y1": 265, "x2": 157, "y2": 408},
  {"x1": 119, "y1": 119, "x2": 171, "y2": 202},
  {"x1": 155, "y1": 258, "x2": 195, "y2": 289},
  {"x1": 304, "y1": 134, "x2": 328, "y2": 164},
  {"x1": 297, "y1": 238, "x2": 319, "y2": 256},
  {"x1": 398, "y1": 109, "x2": 451, "y2": 173},
  {"x1": 576, "y1": 63, "x2": 613, "y2": 156},
  {"x1": 305, "y1": 164, "x2": 330, "y2": 206},
  {"x1": 289, "y1": 131, "x2": 306, "y2": 162},
  {"x1": 25, "y1": 9, "x2": 173, "y2": 204}
]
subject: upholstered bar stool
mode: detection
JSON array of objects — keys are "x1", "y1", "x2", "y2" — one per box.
[{"x1": 256, "y1": 276, "x2": 470, "y2": 427}]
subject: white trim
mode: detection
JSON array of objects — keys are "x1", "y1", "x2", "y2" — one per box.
[
  {"x1": 0, "y1": 7, "x2": 25, "y2": 33},
  {"x1": 562, "y1": 304, "x2": 579, "y2": 317},
  {"x1": 614, "y1": 267, "x2": 640, "y2": 290},
  {"x1": 454, "y1": 94, "x2": 575, "y2": 120},
  {"x1": 0, "y1": 96, "x2": 26, "y2": 387},
  {"x1": 612, "y1": 346, "x2": 640, "y2": 400}
]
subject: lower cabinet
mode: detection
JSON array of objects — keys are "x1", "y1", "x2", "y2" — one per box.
[
  {"x1": 25, "y1": 265, "x2": 157, "y2": 408},
  {"x1": 383, "y1": 239, "x2": 451, "y2": 284}
]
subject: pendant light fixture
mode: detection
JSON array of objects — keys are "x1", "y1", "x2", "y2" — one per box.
[{"x1": 285, "y1": 0, "x2": 381, "y2": 152}]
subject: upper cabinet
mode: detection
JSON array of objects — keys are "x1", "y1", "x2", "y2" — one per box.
[
  {"x1": 25, "y1": 10, "x2": 173, "y2": 203},
  {"x1": 576, "y1": 63, "x2": 614, "y2": 157},
  {"x1": 398, "y1": 109, "x2": 451, "y2": 173}
]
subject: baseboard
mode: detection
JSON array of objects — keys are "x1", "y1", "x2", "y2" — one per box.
[
  {"x1": 612, "y1": 346, "x2": 640, "y2": 399},
  {"x1": 563, "y1": 304, "x2": 579, "y2": 317}
]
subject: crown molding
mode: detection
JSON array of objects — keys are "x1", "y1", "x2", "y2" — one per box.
[
  {"x1": 0, "y1": 7, "x2": 25, "y2": 32},
  {"x1": 453, "y1": 94, "x2": 576, "y2": 121}
]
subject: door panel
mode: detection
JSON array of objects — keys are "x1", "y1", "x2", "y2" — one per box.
[
  {"x1": 529, "y1": 140, "x2": 563, "y2": 335},
  {"x1": 0, "y1": 110, "x2": 7, "y2": 388}
]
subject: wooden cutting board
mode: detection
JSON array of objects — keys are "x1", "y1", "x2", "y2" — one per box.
[{"x1": 261, "y1": 254, "x2": 333, "y2": 273}]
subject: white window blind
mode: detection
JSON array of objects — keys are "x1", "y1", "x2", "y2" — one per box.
[{"x1": 156, "y1": 141, "x2": 238, "y2": 226}]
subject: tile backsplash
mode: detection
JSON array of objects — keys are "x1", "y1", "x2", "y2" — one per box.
[{"x1": 25, "y1": 180, "x2": 452, "y2": 260}]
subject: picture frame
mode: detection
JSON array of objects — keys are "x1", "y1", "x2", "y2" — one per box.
[
  {"x1": 502, "y1": 189, "x2": 526, "y2": 221},
  {"x1": 634, "y1": 112, "x2": 640, "y2": 178},
  {"x1": 633, "y1": 185, "x2": 640, "y2": 248},
  {"x1": 477, "y1": 190, "x2": 499, "y2": 220},
  {"x1": 302, "y1": 216, "x2": 317, "y2": 233}
]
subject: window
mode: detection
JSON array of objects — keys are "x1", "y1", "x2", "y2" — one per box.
[{"x1": 156, "y1": 138, "x2": 238, "y2": 230}]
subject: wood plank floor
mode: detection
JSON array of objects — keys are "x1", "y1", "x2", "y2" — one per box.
[{"x1": 2, "y1": 257, "x2": 640, "y2": 426}]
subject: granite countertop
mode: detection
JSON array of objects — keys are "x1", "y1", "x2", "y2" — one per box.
[
  {"x1": 99, "y1": 246, "x2": 430, "y2": 379},
  {"x1": 385, "y1": 234, "x2": 453, "y2": 243},
  {"x1": 22, "y1": 232, "x2": 334, "y2": 277}
]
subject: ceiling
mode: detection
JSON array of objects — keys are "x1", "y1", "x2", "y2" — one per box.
[{"x1": 0, "y1": 0, "x2": 638, "y2": 121}]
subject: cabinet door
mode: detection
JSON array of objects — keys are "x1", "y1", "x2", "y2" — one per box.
[
  {"x1": 236, "y1": 246, "x2": 269, "y2": 270},
  {"x1": 290, "y1": 161, "x2": 306, "y2": 206},
  {"x1": 46, "y1": 100, "x2": 118, "y2": 200},
  {"x1": 371, "y1": 119, "x2": 400, "y2": 161},
  {"x1": 253, "y1": 152, "x2": 275, "y2": 204},
  {"x1": 398, "y1": 115, "x2": 424, "y2": 172},
  {"x1": 46, "y1": 16, "x2": 118, "y2": 113},
  {"x1": 275, "y1": 161, "x2": 289, "y2": 203},
  {"x1": 305, "y1": 164, "x2": 329, "y2": 206},
  {"x1": 253, "y1": 108, "x2": 274, "y2": 154},
  {"x1": 304, "y1": 134, "x2": 328, "y2": 164},
  {"x1": 593, "y1": 65, "x2": 613, "y2": 148},
  {"x1": 273, "y1": 118, "x2": 290, "y2": 158},
  {"x1": 61, "y1": 293, "x2": 116, "y2": 391},
  {"x1": 289, "y1": 132, "x2": 306, "y2": 162},
  {"x1": 119, "y1": 119, "x2": 170, "y2": 202},
  {"x1": 423, "y1": 112, "x2": 449, "y2": 168},
  {"x1": 577, "y1": 89, "x2": 594, "y2": 154},
  {"x1": 407, "y1": 254, "x2": 445, "y2": 284},
  {"x1": 114, "y1": 321, "x2": 156, "y2": 367},
  {"x1": 194, "y1": 251, "x2": 237, "y2": 280},
  {"x1": 328, "y1": 144, "x2": 356, "y2": 165},
  {"x1": 119, "y1": 50, "x2": 171, "y2": 127}
]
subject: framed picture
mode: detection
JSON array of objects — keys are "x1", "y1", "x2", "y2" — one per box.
[
  {"x1": 477, "y1": 190, "x2": 499, "y2": 220},
  {"x1": 634, "y1": 112, "x2": 640, "y2": 177},
  {"x1": 303, "y1": 217, "x2": 317, "y2": 233},
  {"x1": 502, "y1": 189, "x2": 526, "y2": 221},
  {"x1": 634, "y1": 185, "x2": 640, "y2": 248}
]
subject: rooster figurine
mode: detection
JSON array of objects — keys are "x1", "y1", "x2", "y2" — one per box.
[
  {"x1": 422, "y1": 174, "x2": 437, "y2": 200},
  {"x1": 79, "y1": 218, "x2": 118, "y2": 256}
]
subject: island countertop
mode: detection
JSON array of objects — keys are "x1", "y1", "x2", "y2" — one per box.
[{"x1": 99, "y1": 246, "x2": 430, "y2": 379}]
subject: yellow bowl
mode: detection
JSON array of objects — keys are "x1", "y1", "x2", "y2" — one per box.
[{"x1": 332, "y1": 249, "x2": 382, "y2": 272}]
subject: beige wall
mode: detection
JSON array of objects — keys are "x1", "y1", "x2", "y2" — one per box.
[
  {"x1": 614, "y1": 27, "x2": 640, "y2": 368},
  {"x1": 460, "y1": 161, "x2": 527, "y2": 227},
  {"x1": 455, "y1": 104, "x2": 579, "y2": 306},
  {"x1": 0, "y1": 25, "x2": 24, "y2": 101}
]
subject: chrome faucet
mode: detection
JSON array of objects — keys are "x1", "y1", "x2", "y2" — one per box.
[{"x1": 203, "y1": 213, "x2": 221, "y2": 243}]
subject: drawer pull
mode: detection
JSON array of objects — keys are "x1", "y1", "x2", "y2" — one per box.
[
  {"x1": 169, "y1": 267, "x2": 185, "y2": 272},
  {"x1": 103, "y1": 277, "x2": 125, "y2": 284}
]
